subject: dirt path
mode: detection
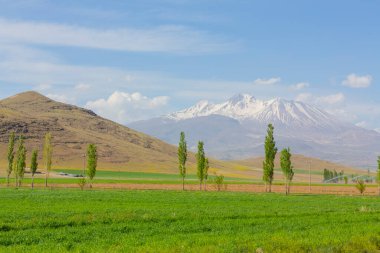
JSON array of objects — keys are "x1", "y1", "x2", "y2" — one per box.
[{"x1": 21, "y1": 183, "x2": 379, "y2": 196}]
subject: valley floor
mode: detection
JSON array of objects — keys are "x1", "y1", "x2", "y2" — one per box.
[{"x1": 0, "y1": 189, "x2": 379, "y2": 252}]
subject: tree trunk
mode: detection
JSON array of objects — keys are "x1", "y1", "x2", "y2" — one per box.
[
  {"x1": 182, "y1": 177, "x2": 185, "y2": 191},
  {"x1": 45, "y1": 171, "x2": 48, "y2": 188},
  {"x1": 7, "y1": 175, "x2": 10, "y2": 187},
  {"x1": 32, "y1": 175, "x2": 34, "y2": 189},
  {"x1": 199, "y1": 181, "x2": 202, "y2": 191},
  {"x1": 268, "y1": 183, "x2": 272, "y2": 193}
]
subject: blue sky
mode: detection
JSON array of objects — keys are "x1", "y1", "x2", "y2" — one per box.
[{"x1": 0, "y1": 0, "x2": 379, "y2": 129}]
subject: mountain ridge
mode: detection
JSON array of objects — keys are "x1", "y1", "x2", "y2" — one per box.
[{"x1": 130, "y1": 94, "x2": 380, "y2": 168}]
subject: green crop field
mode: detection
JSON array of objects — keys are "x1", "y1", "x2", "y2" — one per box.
[{"x1": 0, "y1": 189, "x2": 379, "y2": 253}]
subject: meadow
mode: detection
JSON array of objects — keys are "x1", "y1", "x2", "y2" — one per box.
[{"x1": 0, "y1": 189, "x2": 379, "y2": 252}]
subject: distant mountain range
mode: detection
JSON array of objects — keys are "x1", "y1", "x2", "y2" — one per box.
[{"x1": 129, "y1": 94, "x2": 380, "y2": 168}]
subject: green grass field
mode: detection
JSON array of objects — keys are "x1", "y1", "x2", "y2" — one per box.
[{"x1": 0, "y1": 189, "x2": 379, "y2": 252}]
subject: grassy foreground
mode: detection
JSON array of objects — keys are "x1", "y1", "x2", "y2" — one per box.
[{"x1": 0, "y1": 189, "x2": 379, "y2": 253}]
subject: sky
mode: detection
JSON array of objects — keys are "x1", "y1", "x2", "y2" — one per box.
[{"x1": 0, "y1": 0, "x2": 379, "y2": 130}]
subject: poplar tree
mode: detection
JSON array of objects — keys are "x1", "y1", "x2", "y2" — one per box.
[
  {"x1": 87, "y1": 144, "x2": 98, "y2": 188},
  {"x1": 263, "y1": 124, "x2": 277, "y2": 192},
  {"x1": 30, "y1": 150, "x2": 38, "y2": 189},
  {"x1": 204, "y1": 158, "x2": 209, "y2": 191},
  {"x1": 15, "y1": 136, "x2": 26, "y2": 188},
  {"x1": 6, "y1": 132, "x2": 15, "y2": 187},
  {"x1": 280, "y1": 148, "x2": 294, "y2": 195},
  {"x1": 43, "y1": 132, "x2": 53, "y2": 188},
  {"x1": 178, "y1": 132, "x2": 187, "y2": 190},
  {"x1": 196, "y1": 141, "x2": 205, "y2": 190},
  {"x1": 377, "y1": 156, "x2": 380, "y2": 196}
]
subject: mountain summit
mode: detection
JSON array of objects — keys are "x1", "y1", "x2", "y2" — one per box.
[
  {"x1": 130, "y1": 94, "x2": 380, "y2": 167},
  {"x1": 168, "y1": 94, "x2": 342, "y2": 129}
]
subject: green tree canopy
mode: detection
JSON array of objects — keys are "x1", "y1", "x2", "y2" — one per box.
[
  {"x1": 178, "y1": 132, "x2": 187, "y2": 190},
  {"x1": 6, "y1": 132, "x2": 15, "y2": 187},
  {"x1": 263, "y1": 124, "x2": 277, "y2": 192},
  {"x1": 30, "y1": 150, "x2": 39, "y2": 189},
  {"x1": 196, "y1": 141, "x2": 205, "y2": 190},
  {"x1": 280, "y1": 148, "x2": 294, "y2": 195},
  {"x1": 87, "y1": 144, "x2": 98, "y2": 188},
  {"x1": 15, "y1": 136, "x2": 26, "y2": 188}
]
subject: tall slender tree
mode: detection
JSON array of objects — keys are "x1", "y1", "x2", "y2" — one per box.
[
  {"x1": 87, "y1": 144, "x2": 98, "y2": 188},
  {"x1": 280, "y1": 148, "x2": 294, "y2": 195},
  {"x1": 15, "y1": 136, "x2": 26, "y2": 188},
  {"x1": 30, "y1": 150, "x2": 39, "y2": 189},
  {"x1": 204, "y1": 158, "x2": 209, "y2": 191},
  {"x1": 178, "y1": 132, "x2": 187, "y2": 190},
  {"x1": 377, "y1": 156, "x2": 380, "y2": 196},
  {"x1": 196, "y1": 141, "x2": 205, "y2": 190},
  {"x1": 6, "y1": 132, "x2": 15, "y2": 187},
  {"x1": 43, "y1": 132, "x2": 53, "y2": 188},
  {"x1": 263, "y1": 124, "x2": 277, "y2": 192}
]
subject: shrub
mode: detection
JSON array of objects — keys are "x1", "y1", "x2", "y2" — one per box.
[
  {"x1": 356, "y1": 180, "x2": 366, "y2": 195},
  {"x1": 213, "y1": 174, "x2": 227, "y2": 191}
]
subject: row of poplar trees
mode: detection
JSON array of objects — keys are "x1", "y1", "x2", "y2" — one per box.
[
  {"x1": 178, "y1": 132, "x2": 209, "y2": 191},
  {"x1": 6, "y1": 132, "x2": 53, "y2": 189},
  {"x1": 5, "y1": 131, "x2": 98, "y2": 189},
  {"x1": 178, "y1": 124, "x2": 295, "y2": 194},
  {"x1": 263, "y1": 124, "x2": 294, "y2": 194}
]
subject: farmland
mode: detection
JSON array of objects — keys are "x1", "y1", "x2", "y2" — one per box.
[{"x1": 0, "y1": 189, "x2": 379, "y2": 252}]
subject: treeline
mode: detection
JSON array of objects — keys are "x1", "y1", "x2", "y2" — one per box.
[
  {"x1": 323, "y1": 169, "x2": 345, "y2": 183},
  {"x1": 178, "y1": 124, "x2": 295, "y2": 195},
  {"x1": 4, "y1": 131, "x2": 98, "y2": 189},
  {"x1": 178, "y1": 132, "x2": 211, "y2": 191}
]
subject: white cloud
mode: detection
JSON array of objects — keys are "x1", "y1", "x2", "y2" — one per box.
[
  {"x1": 290, "y1": 82, "x2": 309, "y2": 91},
  {"x1": 85, "y1": 91, "x2": 169, "y2": 123},
  {"x1": 295, "y1": 93, "x2": 312, "y2": 102},
  {"x1": 35, "y1": 83, "x2": 51, "y2": 91},
  {"x1": 342, "y1": 73, "x2": 373, "y2": 88},
  {"x1": 46, "y1": 93, "x2": 74, "y2": 104},
  {"x1": 375, "y1": 128, "x2": 380, "y2": 133},
  {"x1": 355, "y1": 121, "x2": 368, "y2": 128},
  {"x1": 295, "y1": 92, "x2": 345, "y2": 105},
  {"x1": 317, "y1": 93, "x2": 345, "y2": 105},
  {"x1": 0, "y1": 18, "x2": 236, "y2": 54},
  {"x1": 253, "y1": 77, "x2": 281, "y2": 86},
  {"x1": 75, "y1": 83, "x2": 91, "y2": 91}
]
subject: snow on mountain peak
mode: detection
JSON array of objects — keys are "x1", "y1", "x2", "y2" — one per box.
[
  {"x1": 167, "y1": 94, "x2": 341, "y2": 128},
  {"x1": 228, "y1": 93, "x2": 256, "y2": 104}
]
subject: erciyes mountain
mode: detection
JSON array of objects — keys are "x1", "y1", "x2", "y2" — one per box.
[{"x1": 130, "y1": 94, "x2": 380, "y2": 168}]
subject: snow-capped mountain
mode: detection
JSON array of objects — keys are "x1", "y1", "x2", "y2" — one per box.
[
  {"x1": 129, "y1": 94, "x2": 380, "y2": 168},
  {"x1": 168, "y1": 94, "x2": 342, "y2": 129}
]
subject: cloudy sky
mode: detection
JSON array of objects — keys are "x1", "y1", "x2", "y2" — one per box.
[{"x1": 0, "y1": 0, "x2": 379, "y2": 130}]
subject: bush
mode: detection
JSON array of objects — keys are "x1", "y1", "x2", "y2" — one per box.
[
  {"x1": 213, "y1": 174, "x2": 227, "y2": 191},
  {"x1": 356, "y1": 180, "x2": 366, "y2": 195}
]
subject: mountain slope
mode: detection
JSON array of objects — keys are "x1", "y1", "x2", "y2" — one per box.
[
  {"x1": 130, "y1": 94, "x2": 380, "y2": 168},
  {"x1": 0, "y1": 91, "x2": 181, "y2": 172}
]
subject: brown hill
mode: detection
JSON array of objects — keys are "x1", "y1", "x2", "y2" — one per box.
[{"x1": 0, "y1": 91, "x2": 182, "y2": 172}]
